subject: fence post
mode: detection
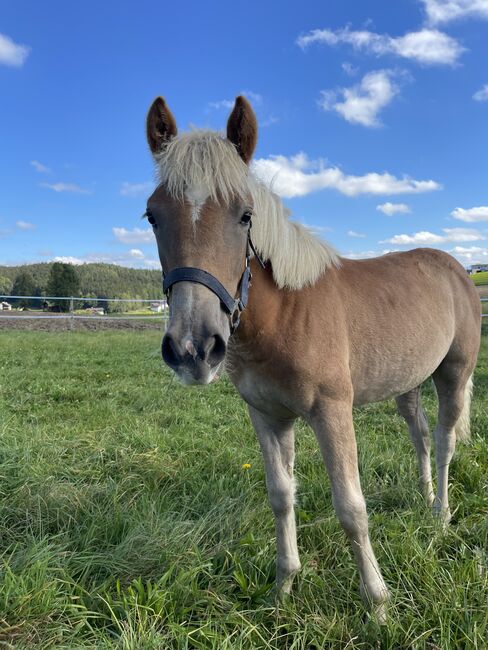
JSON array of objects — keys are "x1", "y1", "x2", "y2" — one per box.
[{"x1": 69, "y1": 297, "x2": 74, "y2": 329}]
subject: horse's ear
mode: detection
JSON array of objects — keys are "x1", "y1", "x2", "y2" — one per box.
[
  {"x1": 146, "y1": 96, "x2": 177, "y2": 156},
  {"x1": 226, "y1": 96, "x2": 257, "y2": 164}
]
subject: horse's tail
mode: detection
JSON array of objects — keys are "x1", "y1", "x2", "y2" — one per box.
[{"x1": 455, "y1": 374, "x2": 473, "y2": 443}]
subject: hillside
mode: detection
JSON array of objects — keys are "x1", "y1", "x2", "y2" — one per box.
[{"x1": 0, "y1": 262, "x2": 163, "y2": 300}]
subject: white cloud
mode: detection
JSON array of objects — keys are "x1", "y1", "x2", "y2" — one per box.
[
  {"x1": 0, "y1": 33, "x2": 30, "y2": 67},
  {"x1": 128, "y1": 248, "x2": 145, "y2": 259},
  {"x1": 297, "y1": 223, "x2": 334, "y2": 237},
  {"x1": 30, "y1": 160, "x2": 51, "y2": 174},
  {"x1": 380, "y1": 227, "x2": 485, "y2": 245},
  {"x1": 421, "y1": 0, "x2": 488, "y2": 24},
  {"x1": 377, "y1": 202, "x2": 411, "y2": 215},
  {"x1": 252, "y1": 152, "x2": 441, "y2": 198},
  {"x1": 16, "y1": 220, "x2": 36, "y2": 230},
  {"x1": 304, "y1": 224, "x2": 334, "y2": 232},
  {"x1": 209, "y1": 90, "x2": 263, "y2": 110},
  {"x1": 40, "y1": 182, "x2": 90, "y2": 194},
  {"x1": 208, "y1": 99, "x2": 234, "y2": 110},
  {"x1": 347, "y1": 230, "x2": 367, "y2": 238},
  {"x1": 319, "y1": 70, "x2": 399, "y2": 127},
  {"x1": 344, "y1": 248, "x2": 398, "y2": 259},
  {"x1": 449, "y1": 245, "x2": 488, "y2": 263},
  {"x1": 451, "y1": 205, "x2": 488, "y2": 222},
  {"x1": 297, "y1": 27, "x2": 464, "y2": 65},
  {"x1": 120, "y1": 181, "x2": 154, "y2": 197},
  {"x1": 141, "y1": 259, "x2": 161, "y2": 269},
  {"x1": 52, "y1": 256, "x2": 85, "y2": 265},
  {"x1": 473, "y1": 84, "x2": 488, "y2": 101},
  {"x1": 344, "y1": 250, "x2": 377, "y2": 259},
  {"x1": 51, "y1": 250, "x2": 160, "y2": 269},
  {"x1": 450, "y1": 245, "x2": 488, "y2": 254},
  {"x1": 112, "y1": 227, "x2": 154, "y2": 244}
]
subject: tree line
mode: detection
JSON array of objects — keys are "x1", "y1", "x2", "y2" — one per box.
[{"x1": 0, "y1": 262, "x2": 163, "y2": 313}]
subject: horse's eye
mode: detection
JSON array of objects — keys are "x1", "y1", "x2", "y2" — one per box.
[
  {"x1": 240, "y1": 210, "x2": 252, "y2": 225},
  {"x1": 146, "y1": 211, "x2": 157, "y2": 227}
]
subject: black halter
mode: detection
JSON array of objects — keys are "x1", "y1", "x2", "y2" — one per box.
[{"x1": 162, "y1": 221, "x2": 265, "y2": 333}]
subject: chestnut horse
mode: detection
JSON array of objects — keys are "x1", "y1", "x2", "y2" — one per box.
[{"x1": 144, "y1": 95, "x2": 481, "y2": 620}]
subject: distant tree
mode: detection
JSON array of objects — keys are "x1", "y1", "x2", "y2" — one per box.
[
  {"x1": 46, "y1": 263, "x2": 81, "y2": 312},
  {"x1": 0, "y1": 275, "x2": 13, "y2": 297},
  {"x1": 11, "y1": 272, "x2": 36, "y2": 308}
]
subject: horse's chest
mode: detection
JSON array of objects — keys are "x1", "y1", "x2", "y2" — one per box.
[
  {"x1": 226, "y1": 341, "x2": 300, "y2": 416},
  {"x1": 231, "y1": 367, "x2": 296, "y2": 418}
]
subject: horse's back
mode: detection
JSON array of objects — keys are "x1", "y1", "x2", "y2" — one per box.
[{"x1": 335, "y1": 248, "x2": 480, "y2": 333}]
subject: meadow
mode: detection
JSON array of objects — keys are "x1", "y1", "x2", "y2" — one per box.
[
  {"x1": 472, "y1": 272, "x2": 488, "y2": 286},
  {"x1": 0, "y1": 327, "x2": 486, "y2": 649}
]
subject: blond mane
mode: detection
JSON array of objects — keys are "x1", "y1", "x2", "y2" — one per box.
[{"x1": 156, "y1": 131, "x2": 340, "y2": 290}]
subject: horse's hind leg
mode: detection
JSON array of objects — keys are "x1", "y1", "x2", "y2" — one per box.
[
  {"x1": 432, "y1": 362, "x2": 473, "y2": 525},
  {"x1": 248, "y1": 405, "x2": 301, "y2": 595},
  {"x1": 396, "y1": 387, "x2": 434, "y2": 505}
]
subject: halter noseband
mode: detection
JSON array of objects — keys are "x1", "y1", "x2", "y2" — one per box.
[{"x1": 162, "y1": 221, "x2": 265, "y2": 333}]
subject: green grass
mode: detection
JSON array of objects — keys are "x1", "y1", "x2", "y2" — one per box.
[
  {"x1": 471, "y1": 271, "x2": 488, "y2": 286},
  {"x1": 0, "y1": 328, "x2": 487, "y2": 649}
]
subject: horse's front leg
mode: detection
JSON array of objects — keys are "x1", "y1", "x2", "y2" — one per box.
[
  {"x1": 248, "y1": 405, "x2": 301, "y2": 596},
  {"x1": 309, "y1": 397, "x2": 390, "y2": 622}
]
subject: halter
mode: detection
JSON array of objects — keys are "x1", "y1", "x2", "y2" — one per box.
[{"x1": 162, "y1": 220, "x2": 265, "y2": 333}]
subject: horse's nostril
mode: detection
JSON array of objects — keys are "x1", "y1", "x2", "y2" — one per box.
[
  {"x1": 162, "y1": 333, "x2": 181, "y2": 368},
  {"x1": 206, "y1": 334, "x2": 227, "y2": 367},
  {"x1": 163, "y1": 332, "x2": 226, "y2": 371}
]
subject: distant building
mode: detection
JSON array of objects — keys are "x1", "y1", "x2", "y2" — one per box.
[
  {"x1": 150, "y1": 301, "x2": 167, "y2": 313},
  {"x1": 0, "y1": 301, "x2": 12, "y2": 310},
  {"x1": 468, "y1": 263, "x2": 488, "y2": 274}
]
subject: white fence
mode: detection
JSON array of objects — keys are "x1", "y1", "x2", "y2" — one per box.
[{"x1": 1, "y1": 293, "x2": 487, "y2": 320}]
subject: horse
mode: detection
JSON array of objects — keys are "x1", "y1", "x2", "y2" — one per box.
[{"x1": 144, "y1": 95, "x2": 481, "y2": 620}]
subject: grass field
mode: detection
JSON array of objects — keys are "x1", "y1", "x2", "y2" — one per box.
[
  {"x1": 471, "y1": 272, "x2": 488, "y2": 286},
  {"x1": 0, "y1": 327, "x2": 487, "y2": 649}
]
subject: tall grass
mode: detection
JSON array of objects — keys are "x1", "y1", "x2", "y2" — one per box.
[{"x1": 0, "y1": 328, "x2": 486, "y2": 648}]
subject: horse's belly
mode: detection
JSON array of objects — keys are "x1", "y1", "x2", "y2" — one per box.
[{"x1": 352, "y1": 345, "x2": 447, "y2": 405}]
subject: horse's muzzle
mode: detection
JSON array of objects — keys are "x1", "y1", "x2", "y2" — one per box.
[{"x1": 162, "y1": 331, "x2": 226, "y2": 384}]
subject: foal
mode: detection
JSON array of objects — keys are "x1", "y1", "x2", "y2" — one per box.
[{"x1": 144, "y1": 95, "x2": 481, "y2": 619}]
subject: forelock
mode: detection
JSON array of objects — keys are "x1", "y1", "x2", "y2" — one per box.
[{"x1": 155, "y1": 130, "x2": 251, "y2": 204}]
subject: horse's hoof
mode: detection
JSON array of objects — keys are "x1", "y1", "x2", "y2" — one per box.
[
  {"x1": 433, "y1": 505, "x2": 452, "y2": 527},
  {"x1": 372, "y1": 600, "x2": 388, "y2": 625}
]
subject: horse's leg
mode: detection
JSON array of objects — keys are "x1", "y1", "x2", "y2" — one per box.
[
  {"x1": 432, "y1": 362, "x2": 472, "y2": 525},
  {"x1": 396, "y1": 387, "x2": 434, "y2": 505},
  {"x1": 310, "y1": 398, "x2": 389, "y2": 621},
  {"x1": 248, "y1": 405, "x2": 301, "y2": 595}
]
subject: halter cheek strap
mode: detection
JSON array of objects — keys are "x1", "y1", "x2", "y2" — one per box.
[{"x1": 162, "y1": 222, "x2": 264, "y2": 333}]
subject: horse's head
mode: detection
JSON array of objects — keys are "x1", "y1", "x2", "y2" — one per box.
[{"x1": 145, "y1": 95, "x2": 258, "y2": 385}]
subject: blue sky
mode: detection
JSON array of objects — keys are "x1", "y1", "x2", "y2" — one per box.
[{"x1": 1, "y1": 0, "x2": 488, "y2": 270}]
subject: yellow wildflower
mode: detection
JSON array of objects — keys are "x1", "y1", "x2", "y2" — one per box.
[{"x1": 242, "y1": 463, "x2": 251, "y2": 470}]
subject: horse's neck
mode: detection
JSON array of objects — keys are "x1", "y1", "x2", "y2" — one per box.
[{"x1": 229, "y1": 260, "x2": 285, "y2": 359}]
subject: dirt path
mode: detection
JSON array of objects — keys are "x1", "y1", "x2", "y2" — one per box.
[{"x1": 0, "y1": 313, "x2": 165, "y2": 332}]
